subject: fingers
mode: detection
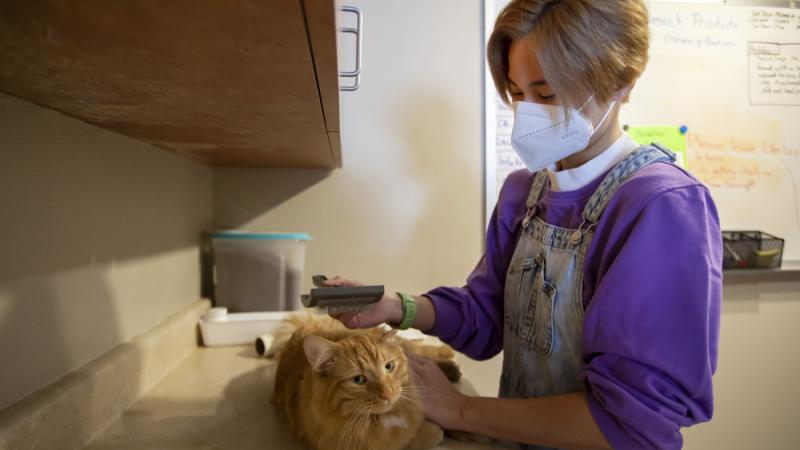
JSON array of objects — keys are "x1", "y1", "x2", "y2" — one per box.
[
  {"x1": 320, "y1": 276, "x2": 343, "y2": 287},
  {"x1": 407, "y1": 357, "x2": 424, "y2": 385},
  {"x1": 406, "y1": 351, "x2": 423, "y2": 362},
  {"x1": 334, "y1": 311, "x2": 357, "y2": 323},
  {"x1": 330, "y1": 308, "x2": 377, "y2": 329},
  {"x1": 406, "y1": 352, "x2": 433, "y2": 365},
  {"x1": 321, "y1": 276, "x2": 363, "y2": 288},
  {"x1": 407, "y1": 353, "x2": 440, "y2": 380},
  {"x1": 407, "y1": 356, "x2": 420, "y2": 373},
  {"x1": 329, "y1": 311, "x2": 360, "y2": 328}
]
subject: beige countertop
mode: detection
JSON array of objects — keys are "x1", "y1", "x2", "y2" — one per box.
[{"x1": 85, "y1": 345, "x2": 509, "y2": 450}]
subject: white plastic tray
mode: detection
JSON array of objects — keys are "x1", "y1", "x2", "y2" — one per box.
[{"x1": 199, "y1": 308, "x2": 290, "y2": 346}]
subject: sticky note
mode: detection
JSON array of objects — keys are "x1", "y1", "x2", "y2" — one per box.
[{"x1": 625, "y1": 125, "x2": 688, "y2": 168}]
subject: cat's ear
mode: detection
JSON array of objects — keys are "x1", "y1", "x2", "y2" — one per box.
[
  {"x1": 303, "y1": 336, "x2": 338, "y2": 372},
  {"x1": 380, "y1": 329, "x2": 399, "y2": 344}
]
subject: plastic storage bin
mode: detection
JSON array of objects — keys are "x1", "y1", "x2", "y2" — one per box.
[
  {"x1": 210, "y1": 231, "x2": 311, "y2": 312},
  {"x1": 722, "y1": 230, "x2": 784, "y2": 270}
]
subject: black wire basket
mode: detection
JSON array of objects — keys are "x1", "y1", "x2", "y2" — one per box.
[{"x1": 722, "y1": 231, "x2": 784, "y2": 270}]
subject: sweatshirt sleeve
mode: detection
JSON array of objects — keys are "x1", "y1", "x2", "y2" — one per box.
[
  {"x1": 580, "y1": 185, "x2": 723, "y2": 449},
  {"x1": 423, "y1": 170, "x2": 531, "y2": 360}
]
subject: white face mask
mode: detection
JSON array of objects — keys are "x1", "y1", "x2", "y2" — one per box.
[{"x1": 510, "y1": 95, "x2": 617, "y2": 172}]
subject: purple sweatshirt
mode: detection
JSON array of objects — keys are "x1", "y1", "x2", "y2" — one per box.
[{"x1": 425, "y1": 163, "x2": 722, "y2": 449}]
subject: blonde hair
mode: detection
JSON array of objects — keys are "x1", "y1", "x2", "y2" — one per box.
[{"x1": 487, "y1": 0, "x2": 650, "y2": 108}]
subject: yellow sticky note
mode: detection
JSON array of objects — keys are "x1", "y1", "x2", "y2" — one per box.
[{"x1": 626, "y1": 125, "x2": 688, "y2": 168}]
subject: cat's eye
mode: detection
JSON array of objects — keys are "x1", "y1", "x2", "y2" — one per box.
[
  {"x1": 385, "y1": 361, "x2": 395, "y2": 372},
  {"x1": 352, "y1": 375, "x2": 367, "y2": 385}
]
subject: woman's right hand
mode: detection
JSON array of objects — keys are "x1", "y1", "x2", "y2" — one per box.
[{"x1": 321, "y1": 276, "x2": 403, "y2": 329}]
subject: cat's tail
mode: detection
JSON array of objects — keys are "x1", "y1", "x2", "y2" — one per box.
[{"x1": 264, "y1": 310, "x2": 317, "y2": 358}]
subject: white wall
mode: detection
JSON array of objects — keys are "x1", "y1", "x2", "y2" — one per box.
[{"x1": 0, "y1": 93, "x2": 212, "y2": 411}]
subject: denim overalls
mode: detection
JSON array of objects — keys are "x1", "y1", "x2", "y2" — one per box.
[{"x1": 500, "y1": 144, "x2": 677, "y2": 450}]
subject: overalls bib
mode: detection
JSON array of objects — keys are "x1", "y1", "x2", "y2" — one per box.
[{"x1": 500, "y1": 144, "x2": 676, "y2": 450}]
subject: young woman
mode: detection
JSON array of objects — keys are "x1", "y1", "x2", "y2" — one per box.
[{"x1": 327, "y1": 1, "x2": 722, "y2": 448}]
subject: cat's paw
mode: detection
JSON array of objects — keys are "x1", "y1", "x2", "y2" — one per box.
[
  {"x1": 406, "y1": 421, "x2": 444, "y2": 450},
  {"x1": 431, "y1": 345, "x2": 454, "y2": 360},
  {"x1": 402, "y1": 343, "x2": 455, "y2": 361}
]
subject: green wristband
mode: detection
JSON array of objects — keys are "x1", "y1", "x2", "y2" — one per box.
[{"x1": 397, "y1": 292, "x2": 416, "y2": 330}]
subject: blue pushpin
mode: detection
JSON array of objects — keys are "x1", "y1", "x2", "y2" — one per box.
[{"x1": 679, "y1": 125, "x2": 688, "y2": 135}]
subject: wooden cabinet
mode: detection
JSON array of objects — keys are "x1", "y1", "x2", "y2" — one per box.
[{"x1": 0, "y1": 0, "x2": 342, "y2": 168}]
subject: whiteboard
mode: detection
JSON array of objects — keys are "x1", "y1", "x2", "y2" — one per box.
[{"x1": 484, "y1": 1, "x2": 800, "y2": 260}]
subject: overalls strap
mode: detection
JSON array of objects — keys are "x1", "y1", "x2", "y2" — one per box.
[
  {"x1": 581, "y1": 143, "x2": 677, "y2": 224},
  {"x1": 525, "y1": 169, "x2": 550, "y2": 209}
]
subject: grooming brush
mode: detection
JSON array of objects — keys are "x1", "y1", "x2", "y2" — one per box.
[{"x1": 301, "y1": 275, "x2": 384, "y2": 315}]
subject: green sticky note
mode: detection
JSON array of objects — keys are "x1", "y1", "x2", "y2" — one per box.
[{"x1": 626, "y1": 125, "x2": 687, "y2": 168}]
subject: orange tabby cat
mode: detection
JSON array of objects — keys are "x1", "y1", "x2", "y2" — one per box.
[{"x1": 270, "y1": 314, "x2": 460, "y2": 450}]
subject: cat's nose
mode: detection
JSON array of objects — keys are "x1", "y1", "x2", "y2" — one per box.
[{"x1": 379, "y1": 389, "x2": 392, "y2": 403}]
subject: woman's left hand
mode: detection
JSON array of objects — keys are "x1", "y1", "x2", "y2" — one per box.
[{"x1": 406, "y1": 352, "x2": 469, "y2": 430}]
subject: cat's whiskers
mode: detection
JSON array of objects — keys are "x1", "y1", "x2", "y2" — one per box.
[
  {"x1": 339, "y1": 401, "x2": 375, "y2": 450},
  {"x1": 400, "y1": 385, "x2": 419, "y2": 394},
  {"x1": 339, "y1": 404, "x2": 367, "y2": 450},
  {"x1": 409, "y1": 385, "x2": 435, "y2": 395},
  {"x1": 351, "y1": 403, "x2": 376, "y2": 449},
  {"x1": 339, "y1": 413, "x2": 361, "y2": 450},
  {"x1": 338, "y1": 404, "x2": 364, "y2": 450},
  {"x1": 397, "y1": 394, "x2": 422, "y2": 408},
  {"x1": 398, "y1": 398, "x2": 422, "y2": 409},
  {"x1": 399, "y1": 386, "x2": 423, "y2": 406},
  {"x1": 410, "y1": 384, "x2": 444, "y2": 403}
]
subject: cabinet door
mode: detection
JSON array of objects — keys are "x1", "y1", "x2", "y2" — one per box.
[
  {"x1": 305, "y1": 0, "x2": 343, "y2": 168},
  {"x1": 304, "y1": 0, "x2": 340, "y2": 135},
  {"x1": 0, "y1": 0, "x2": 341, "y2": 168}
]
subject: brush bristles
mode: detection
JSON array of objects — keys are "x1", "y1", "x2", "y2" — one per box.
[{"x1": 313, "y1": 304, "x2": 368, "y2": 315}]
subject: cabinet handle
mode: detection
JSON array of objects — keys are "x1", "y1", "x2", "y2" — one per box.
[{"x1": 338, "y1": 6, "x2": 362, "y2": 91}]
